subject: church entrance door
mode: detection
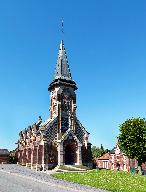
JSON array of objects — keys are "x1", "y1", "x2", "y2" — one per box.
[{"x1": 64, "y1": 143, "x2": 76, "y2": 165}]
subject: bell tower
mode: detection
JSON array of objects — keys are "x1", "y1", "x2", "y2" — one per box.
[
  {"x1": 17, "y1": 26, "x2": 92, "y2": 168},
  {"x1": 48, "y1": 40, "x2": 77, "y2": 133}
]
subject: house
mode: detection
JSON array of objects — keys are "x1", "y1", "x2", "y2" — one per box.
[
  {"x1": 96, "y1": 152, "x2": 110, "y2": 169},
  {"x1": 0, "y1": 149, "x2": 10, "y2": 164},
  {"x1": 17, "y1": 40, "x2": 92, "y2": 170},
  {"x1": 96, "y1": 144, "x2": 138, "y2": 172}
]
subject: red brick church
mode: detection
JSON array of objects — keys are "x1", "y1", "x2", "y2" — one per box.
[{"x1": 17, "y1": 40, "x2": 92, "y2": 170}]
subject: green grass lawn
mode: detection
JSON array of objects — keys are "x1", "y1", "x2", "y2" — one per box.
[{"x1": 52, "y1": 169, "x2": 146, "y2": 192}]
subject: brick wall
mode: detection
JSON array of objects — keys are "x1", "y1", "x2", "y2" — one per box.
[
  {"x1": 38, "y1": 145, "x2": 43, "y2": 164},
  {"x1": 0, "y1": 155, "x2": 9, "y2": 163}
]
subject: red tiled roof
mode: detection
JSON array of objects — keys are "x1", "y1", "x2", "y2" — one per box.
[{"x1": 97, "y1": 153, "x2": 109, "y2": 160}]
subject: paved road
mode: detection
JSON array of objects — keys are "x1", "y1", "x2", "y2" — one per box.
[{"x1": 0, "y1": 164, "x2": 108, "y2": 192}]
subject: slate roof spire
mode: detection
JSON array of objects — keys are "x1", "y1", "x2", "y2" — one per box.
[{"x1": 54, "y1": 40, "x2": 72, "y2": 80}]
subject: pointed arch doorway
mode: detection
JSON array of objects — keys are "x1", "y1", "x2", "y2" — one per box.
[
  {"x1": 64, "y1": 138, "x2": 77, "y2": 165},
  {"x1": 65, "y1": 144, "x2": 74, "y2": 164}
]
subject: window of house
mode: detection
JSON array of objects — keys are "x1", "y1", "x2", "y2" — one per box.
[{"x1": 103, "y1": 161, "x2": 108, "y2": 169}]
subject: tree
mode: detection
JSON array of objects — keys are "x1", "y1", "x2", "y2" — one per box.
[
  {"x1": 118, "y1": 118, "x2": 146, "y2": 169},
  {"x1": 100, "y1": 144, "x2": 105, "y2": 156},
  {"x1": 104, "y1": 148, "x2": 110, "y2": 153},
  {"x1": 92, "y1": 146, "x2": 101, "y2": 160},
  {"x1": 91, "y1": 144, "x2": 107, "y2": 160},
  {"x1": 9, "y1": 156, "x2": 18, "y2": 164}
]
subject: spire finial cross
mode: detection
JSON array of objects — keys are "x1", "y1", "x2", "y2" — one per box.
[{"x1": 61, "y1": 18, "x2": 64, "y2": 35}]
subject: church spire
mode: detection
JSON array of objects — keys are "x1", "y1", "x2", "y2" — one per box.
[{"x1": 54, "y1": 40, "x2": 72, "y2": 80}]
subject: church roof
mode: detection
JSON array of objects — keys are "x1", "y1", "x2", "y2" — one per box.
[
  {"x1": 58, "y1": 129, "x2": 81, "y2": 145},
  {"x1": 54, "y1": 40, "x2": 72, "y2": 81},
  {"x1": 48, "y1": 40, "x2": 77, "y2": 91}
]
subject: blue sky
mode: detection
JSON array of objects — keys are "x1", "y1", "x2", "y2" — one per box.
[{"x1": 0, "y1": 0, "x2": 146, "y2": 151}]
